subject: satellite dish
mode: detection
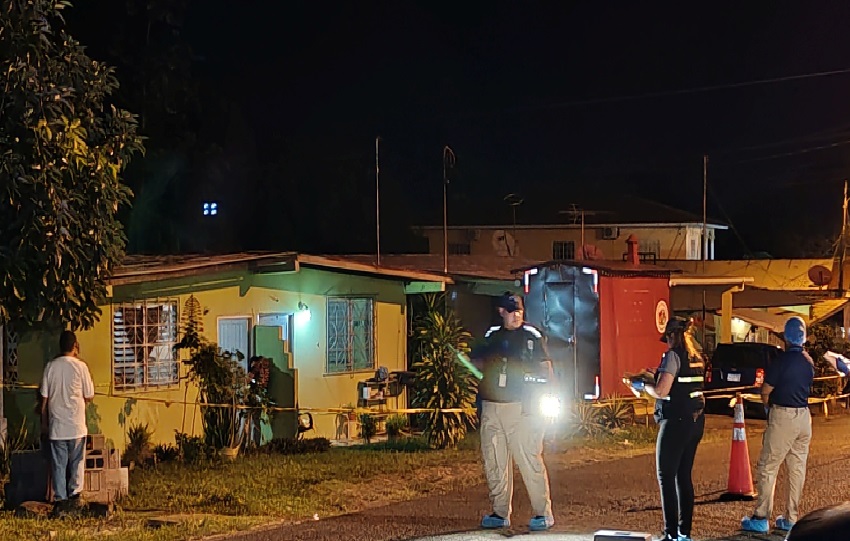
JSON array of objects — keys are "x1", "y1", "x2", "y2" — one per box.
[
  {"x1": 492, "y1": 229, "x2": 519, "y2": 257},
  {"x1": 808, "y1": 265, "x2": 832, "y2": 287}
]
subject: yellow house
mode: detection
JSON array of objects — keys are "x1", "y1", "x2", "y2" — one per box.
[{"x1": 1, "y1": 253, "x2": 448, "y2": 450}]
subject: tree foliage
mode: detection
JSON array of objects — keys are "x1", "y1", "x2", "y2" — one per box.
[
  {"x1": 808, "y1": 322, "x2": 849, "y2": 398},
  {"x1": 0, "y1": 0, "x2": 143, "y2": 329},
  {"x1": 411, "y1": 293, "x2": 478, "y2": 449}
]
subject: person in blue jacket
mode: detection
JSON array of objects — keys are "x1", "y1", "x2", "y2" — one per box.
[{"x1": 742, "y1": 316, "x2": 814, "y2": 534}]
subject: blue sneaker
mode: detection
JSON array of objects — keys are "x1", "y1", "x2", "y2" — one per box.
[
  {"x1": 741, "y1": 516, "x2": 769, "y2": 533},
  {"x1": 481, "y1": 513, "x2": 510, "y2": 529},
  {"x1": 678, "y1": 534, "x2": 693, "y2": 541},
  {"x1": 529, "y1": 515, "x2": 554, "y2": 531},
  {"x1": 776, "y1": 516, "x2": 795, "y2": 531}
]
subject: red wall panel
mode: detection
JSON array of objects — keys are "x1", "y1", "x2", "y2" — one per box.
[{"x1": 599, "y1": 276, "x2": 669, "y2": 397}]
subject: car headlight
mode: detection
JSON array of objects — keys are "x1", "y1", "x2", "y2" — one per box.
[{"x1": 539, "y1": 394, "x2": 561, "y2": 418}]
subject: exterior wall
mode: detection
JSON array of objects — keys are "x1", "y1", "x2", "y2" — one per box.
[
  {"x1": 6, "y1": 266, "x2": 411, "y2": 449},
  {"x1": 4, "y1": 326, "x2": 63, "y2": 439},
  {"x1": 661, "y1": 259, "x2": 833, "y2": 291},
  {"x1": 598, "y1": 276, "x2": 670, "y2": 397},
  {"x1": 421, "y1": 225, "x2": 715, "y2": 262}
]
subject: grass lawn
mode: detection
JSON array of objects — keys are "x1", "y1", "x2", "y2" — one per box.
[
  {"x1": 0, "y1": 436, "x2": 484, "y2": 541},
  {"x1": 0, "y1": 421, "x2": 708, "y2": 541}
]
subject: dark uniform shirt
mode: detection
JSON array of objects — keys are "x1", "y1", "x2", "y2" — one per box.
[
  {"x1": 654, "y1": 345, "x2": 705, "y2": 422},
  {"x1": 765, "y1": 346, "x2": 814, "y2": 408},
  {"x1": 472, "y1": 324, "x2": 547, "y2": 403}
]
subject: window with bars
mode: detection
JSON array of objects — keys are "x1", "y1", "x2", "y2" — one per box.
[
  {"x1": 326, "y1": 297, "x2": 375, "y2": 374},
  {"x1": 552, "y1": 240, "x2": 575, "y2": 260},
  {"x1": 112, "y1": 300, "x2": 179, "y2": 391}
]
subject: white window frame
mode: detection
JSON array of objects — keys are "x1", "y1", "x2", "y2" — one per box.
[
  {"x1": 112, "y1": 299, "x2": 179, "y2": 392},
  {"x1": 326, "y1": 297, "x2": 376, "y2": 375},
  {"x1": 217, "y1": 316, "x2": 252, "y2": 370}
]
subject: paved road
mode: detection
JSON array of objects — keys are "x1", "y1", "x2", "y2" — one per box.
[{"x1": 226, "y1": 413, "x2": 850, "y2": 541}]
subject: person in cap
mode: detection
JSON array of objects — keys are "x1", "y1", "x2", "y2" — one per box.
[
  {"x1": 470, "y1": 292, "x2": 555, "y2": 531},
  {"x1": 742, "y1": 316, "x2": 814, "y2": 534},
  {"x1": 642, "y1": 316, "x2": 706, "y2": 541}
]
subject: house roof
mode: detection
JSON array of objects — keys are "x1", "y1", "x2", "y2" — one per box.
[
  {"x1": 111, "y1": 252, "x2": 451, "y2": 285},
  {"x1": 416, "y1": 194, "x2": 727, "y2": 229},
  {"x1": 339, "y1": 254, "x2": 539, "y2": 281},
  {"x1": 512, "y1": 259, "x2": 675, "y2": 278}
]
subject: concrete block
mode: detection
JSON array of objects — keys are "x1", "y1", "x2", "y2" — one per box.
[{"x1": 86, "y1": 435, "x2": 106, "y2": 452}]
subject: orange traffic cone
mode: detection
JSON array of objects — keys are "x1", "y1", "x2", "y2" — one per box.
[{"x1": 720, "y1": 393, "x2": 756, "y2": 501}]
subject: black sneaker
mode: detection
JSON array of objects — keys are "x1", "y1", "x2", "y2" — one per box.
[{"x1": 49, "y1": 500, "x2": 69, "y2": 520}]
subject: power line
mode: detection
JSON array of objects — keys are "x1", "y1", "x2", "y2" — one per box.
[
  {"x1": 505, "y1": 67, "x2": 850, "y2": 112},
  {"x1": 713, "y1": 138, "x2": 850, "y2": 166}
]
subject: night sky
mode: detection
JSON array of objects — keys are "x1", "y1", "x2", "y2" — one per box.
[{"x1": 66, "y1": 2, "x2": 850, "y2": 257}]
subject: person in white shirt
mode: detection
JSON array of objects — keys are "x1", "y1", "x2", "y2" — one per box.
[{"x1": 40, "y1": 331, "x2": 95, "y2": 512}]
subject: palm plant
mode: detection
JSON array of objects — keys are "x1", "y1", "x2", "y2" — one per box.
[{"x1": 411, "y1": 293, "x2": 478, "y2": 449}]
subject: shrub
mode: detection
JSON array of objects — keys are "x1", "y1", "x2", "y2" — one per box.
[
  {"x1": 411, "y1": 293, "x2": 478, "y2": 449},
  {"x1": 123, "y1": 422, "x2": 153, "y2": 467},
  {"x1": 571, "y1": 402, "x2": 603, "y2": 438},
  {"x1": 385, "y1": 414, "x2": 409, "y2": 439},
  {"x1": 153, "y1": 443, "x2": 180, "y2": 464},
  {"x1": 262, "y1": 437, "x2": 331, "y2": 455},
  {"x1": 175, "y1": 432, "x2": 216, "y2": 465},
  {"x1": 598, "y1": 396, "x2": 634, "y2": 429},
  {"x1": 1, "y1": 423, "x2": 33, "y2": 480}
]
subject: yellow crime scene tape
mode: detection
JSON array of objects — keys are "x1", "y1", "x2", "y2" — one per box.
[
  {"x1": 0, "y1": 381, "x2": 477, "y2": 415},
  {"x1": 6, "y1": 371, "x2": 846, "y2": 416}
]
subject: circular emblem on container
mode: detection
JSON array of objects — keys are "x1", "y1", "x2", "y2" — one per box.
[{"x1": 655, "y1": 300, "x2": 669, "y2": 334}]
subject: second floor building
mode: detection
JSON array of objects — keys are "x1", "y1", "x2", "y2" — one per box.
[{"x1": 414, "y1": 195, "x2": 728, "y2": 262}]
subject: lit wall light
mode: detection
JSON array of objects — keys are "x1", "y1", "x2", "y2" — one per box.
[
  {"x1": 203, "y1": 202, "x2": 218, "y2": 216},
  {"x1": 295, "y1": 301, "x2": 311, "y2": 324}
]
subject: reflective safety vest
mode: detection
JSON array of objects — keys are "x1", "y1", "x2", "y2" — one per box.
[{"x1": 655, "y1": 345, "x2": 706, "y2": 421}]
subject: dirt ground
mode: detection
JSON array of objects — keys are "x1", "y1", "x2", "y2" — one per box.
[{"x1": 227, "y1": 413, "x2": 850, "y2": 541}]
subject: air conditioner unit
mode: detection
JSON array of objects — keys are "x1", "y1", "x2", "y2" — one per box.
[{"x1": 601, "y1": 226, "x2": 619, "y2": 240}]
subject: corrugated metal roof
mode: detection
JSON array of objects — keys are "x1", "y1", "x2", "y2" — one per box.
[{"x1": 111, "y1": 252, "x2": 450, "y2": 285}]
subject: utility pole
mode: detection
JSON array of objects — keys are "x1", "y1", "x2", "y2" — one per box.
[
  {"x1": 840, "y1": 181, "x2": 847, "y2": 292},
  {"x1": 702, "y1": 154, "x2": 709, "y2": 352},
  {"x1": 702, "y1": 154, "x2": 708, "y2": 273},
  {"x1": 442, "y1": 146, "x2": 456, "y2": 275},
  {"x1": 580, "y1": 209, "x2": 585, "y2": 260},
  {"x1": 375, "y1": 136, "x2": 381, "y2": 267}
]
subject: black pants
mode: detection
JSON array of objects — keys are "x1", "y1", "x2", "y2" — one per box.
[{"x1": 656, "y1": 413, "x2": 705, "y2": 538}]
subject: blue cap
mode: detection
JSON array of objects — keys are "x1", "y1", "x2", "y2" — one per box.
[
  {"x1": 784, "y1": 316, "x2": 806, "y2": 346},
  {"x1": 497, "y1": 292, "x2": 524, "y2": 313}
]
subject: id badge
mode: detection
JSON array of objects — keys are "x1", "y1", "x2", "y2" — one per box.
[{"x1": 498, "y1": 373, "x2": 507, "y2": 388}]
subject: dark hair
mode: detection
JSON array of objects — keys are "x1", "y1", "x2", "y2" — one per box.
[{"x1": 59, "y1": 330, "x2": 77, "y2": 353}]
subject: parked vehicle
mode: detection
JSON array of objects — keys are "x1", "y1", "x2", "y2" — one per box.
[{"x1": 704, "y1": 342, "x2": 783, "y2": 416}]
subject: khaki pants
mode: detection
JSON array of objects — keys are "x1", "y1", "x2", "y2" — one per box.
[
  {"x1": 480, "y1": 400, "x2": 552, "y2": 519},
  {"x1": 754, "y1": 405, "x2": 812, "y2": 522}
]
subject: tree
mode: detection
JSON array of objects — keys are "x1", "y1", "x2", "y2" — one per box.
[{"x1": 0, "y1": 0, "x2": 143, "y2": 329}]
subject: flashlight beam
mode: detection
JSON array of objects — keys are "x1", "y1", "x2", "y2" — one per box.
[{"x1": 447, "y1": 345, "x2": 484, "y2": 380}]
